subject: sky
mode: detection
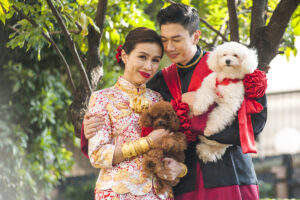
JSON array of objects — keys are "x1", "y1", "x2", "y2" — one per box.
[{"x1": 267, "y1": 36, "x2": 300, "y2": 93}]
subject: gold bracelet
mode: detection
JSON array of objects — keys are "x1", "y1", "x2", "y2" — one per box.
[
  {"x1": 133, "y1": 140, "x2": 143, "y2": 155},
  {"x1": 145, "y1": 136, "x2": 154, "y2": 148},
  {"x1": 128, "y1": 141, "x2": 137, "y2": 157},
  {"x1": 178, "y1": 163, "x2": 188, "y2": 178},
  {"x1": 139, "y1": 138, "x2": 150, "y2": 152},
  {"x1": 121, "y1": 143, "x2": 131, "y2": 159}
]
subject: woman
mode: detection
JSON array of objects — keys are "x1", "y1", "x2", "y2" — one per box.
[{"x1": 87, "y1": 27, "x2": 186, "y2": 200}]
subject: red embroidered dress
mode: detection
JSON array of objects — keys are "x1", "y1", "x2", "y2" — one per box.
[{"x1": 88, "y1": 77, "x2": 169, "y2": 200}]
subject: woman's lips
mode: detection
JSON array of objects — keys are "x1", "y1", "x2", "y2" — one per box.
[{"x1": 139, "y1": 71, "x2": 151, "y2": 78}]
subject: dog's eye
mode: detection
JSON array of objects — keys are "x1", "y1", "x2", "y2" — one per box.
[
  {"x1": 223, "y1": 54, "x2": 227, "y2": 56},
  {"x1": 233, "y1": 54, "x2": 238, "y2": 57}
]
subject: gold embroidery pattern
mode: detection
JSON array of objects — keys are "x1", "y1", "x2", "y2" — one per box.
[
  {"x1": 113, "y1": 169, "x2": 130, "y2": 181},
  {"x1": 112, "y1": 183, "x2": 129, "y2": 194}
]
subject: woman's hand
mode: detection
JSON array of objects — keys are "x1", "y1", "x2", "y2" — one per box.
[
  {"x1": 147, "y1": 129, "x2": 171, "y2": 144},
  {"x1": 161, "y1": 158, "x2": 184, "y2": 181},
  {"x1": 83, "y1": 111, "x2": 105, "y2": 139}
]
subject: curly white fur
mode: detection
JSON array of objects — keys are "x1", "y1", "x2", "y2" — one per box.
[{"x1": 193, "y1": 42, "x2": 258, "y2": 163}]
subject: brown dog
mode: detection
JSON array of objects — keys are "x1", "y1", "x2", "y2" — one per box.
[{"x1": 139, "y1": 101, "x2": 187, "y2": 198}]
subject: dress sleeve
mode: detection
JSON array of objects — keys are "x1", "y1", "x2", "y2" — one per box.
[
  {"x1": 207, "y1": 95, "x2": 267, "y2": 145},
  {"x1": 88, "y1": 92, "x2": 115, "y2": 169}
]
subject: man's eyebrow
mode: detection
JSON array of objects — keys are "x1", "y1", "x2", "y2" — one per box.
[{"x1": 161, "y1": 35, "x2": 182, "y2": 39}]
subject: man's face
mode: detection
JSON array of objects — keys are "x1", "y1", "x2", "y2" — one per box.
[{"x1": 160, "y1": 23, "x2": 198, "y2": 65}]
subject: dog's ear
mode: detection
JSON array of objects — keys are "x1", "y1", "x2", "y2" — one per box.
[
  {"x1": 241, "y1": 47, "x2": 258, "y2": 73},
  {"x1": 207, "y1": 47, "x2": 219, "y2": 72},
  {"x1": 139, "y1": 112, "x2": 152, "y2": 127}
]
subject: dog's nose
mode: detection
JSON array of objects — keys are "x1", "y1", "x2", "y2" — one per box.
[{"x1": 226, "y1": 59, "x2": 231, "y2": 65}]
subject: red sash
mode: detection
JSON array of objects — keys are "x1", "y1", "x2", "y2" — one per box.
[{"x1": 162, "y1": 53, "x2": 212, "y2": 142}]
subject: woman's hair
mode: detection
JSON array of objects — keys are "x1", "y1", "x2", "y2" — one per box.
[
  {"x1": 157, "y1": 3, "x2": 200, "y2": 35},
  {"x1": 118, "y1": 27, "x2": 163, "y2": 67}
]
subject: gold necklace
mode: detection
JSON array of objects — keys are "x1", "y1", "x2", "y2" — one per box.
[
  {"x1": 177, "y1": 49, "x2": 203, "y2": 69},
  {"x1": 115, "y1": 81, "x2": 151, "y2": 113}
]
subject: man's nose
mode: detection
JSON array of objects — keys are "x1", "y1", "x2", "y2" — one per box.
[{"x1": 165, "y1": 41, "x2": 175, "y2": 51}]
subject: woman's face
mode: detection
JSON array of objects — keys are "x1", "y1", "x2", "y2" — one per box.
[{"x1": 122, "y1": 42, "x2": 162, "y2": 86}]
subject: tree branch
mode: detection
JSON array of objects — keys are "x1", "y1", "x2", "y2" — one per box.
[
  {"x1": 12, "y1": 5, "x2": 76, "y2": 95},
  {"x1": 267, "y1": 0, "x2": 299, "y2": 47},
  {"x1": 227, "y1": 0, "x2": 239, "y2": 41},
  {"x1": 164, "y1": 0, "x2": 175, "y2": 4},
  {"x1": 250, "y1": 0, "x2": 267, "y2": 45},
  {"x1": 250, "y1": 0, "x2": 299, "y2": 70},
  {"x1": 200, "y1": 17, "x2": 228, "y2": 42},
  {"x1": 46, "y1": 0, "x2": 92, "y2": 96}
]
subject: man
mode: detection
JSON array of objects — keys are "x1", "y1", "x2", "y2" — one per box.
[{"x1": 82, "y1": 3, "x2": 267, "y2": 200}]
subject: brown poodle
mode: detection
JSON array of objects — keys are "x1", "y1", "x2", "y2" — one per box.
[{"x1": 139, "y1": 101, "x2": 187, "y2": 198}]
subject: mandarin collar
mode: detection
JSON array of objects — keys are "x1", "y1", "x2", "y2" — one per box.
[
  {"x1": 177, "y1": 46, "x2": 202, "y2": 69},
  {"x1": 116, "y1": 76, "x2": 146, "y2": 94}
]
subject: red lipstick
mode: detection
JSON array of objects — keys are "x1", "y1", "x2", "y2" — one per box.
[{"x1": 139, "y1": 71, "x2": 151, "y2": 78}]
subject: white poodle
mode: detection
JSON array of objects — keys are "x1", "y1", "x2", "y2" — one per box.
[{"x1": 193, "y1": 42, "x2": 258, "y2": 163}]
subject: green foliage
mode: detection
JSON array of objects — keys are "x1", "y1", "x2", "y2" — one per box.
[
  {"x1": 0, "y1": 61, "x2": 75, "y2": 200},
  {"x1": 0, "y1": 0, "x2": 299, "y2": 199}
]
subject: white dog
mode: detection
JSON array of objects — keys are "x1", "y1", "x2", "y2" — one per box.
[{"x1": 193, "y1": 42, "x2": 258, "y2": 163}]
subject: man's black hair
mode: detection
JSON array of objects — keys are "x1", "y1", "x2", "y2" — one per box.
[{"x1": 157, "y1": 3, "x2": 200, "y2": 35}]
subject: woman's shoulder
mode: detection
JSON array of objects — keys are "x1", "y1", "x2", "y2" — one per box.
[{"x1": 146, "y1": 88, "x2": 163, "y2": 102}]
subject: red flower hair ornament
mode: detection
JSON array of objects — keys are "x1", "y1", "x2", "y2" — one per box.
[{"x1": 115, "y1": 44, "x2": 123, "y2": 63}]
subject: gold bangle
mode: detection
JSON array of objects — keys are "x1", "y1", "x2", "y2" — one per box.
[
  {"x1": 128, "y1": 141, "x2": 137, "y2": 157},
  {"x1": 133, "y1": 140, "x2": 143, "y2": 155},
  {"x1": 145, "y1": 136, "x2": 154, "y2": 148},
  {"x1": 139, "y1": 138, "x2": 150, "y2": 152},
  {"x1": 178, "y1": 163, "x2": 188, "y2": 178},
  {"x1": 121, "y1": 143, "x2": 131, "y2": 159}
]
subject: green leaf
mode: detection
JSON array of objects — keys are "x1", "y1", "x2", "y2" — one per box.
[{"x1": 87, "y1": 16, "x2": 100, "y2": 33}]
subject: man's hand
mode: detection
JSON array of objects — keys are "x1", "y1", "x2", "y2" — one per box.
[
  {"x1": 182, "y1": 91, "x2": 196, "y2": 112},
  {"x1": 83, "y1": 111, "x2": 105, "y2": 139}
]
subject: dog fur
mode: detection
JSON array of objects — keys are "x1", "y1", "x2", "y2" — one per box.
[
  {"x1": 139, "y1": 101, "x2": 187, "y2": 198},
  {"x1": 193, "y1": 42, "x2": 258, "y2": 163}
]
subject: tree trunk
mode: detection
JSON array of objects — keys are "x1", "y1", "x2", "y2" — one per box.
[{"x1": 250, "y1": 0, "x2": 299, "y2": 71}]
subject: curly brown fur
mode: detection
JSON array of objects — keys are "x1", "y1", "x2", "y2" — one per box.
[{"x1": 139, "y1": 101, "x2": 187, "y2": 198}]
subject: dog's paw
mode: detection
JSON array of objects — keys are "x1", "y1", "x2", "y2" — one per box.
[
  {"x1": 192, "y1": 104, "x2": 206, "y2": 116},
  {"x1": 204, "y1": 128, "x2": 214, "y2": 136}
]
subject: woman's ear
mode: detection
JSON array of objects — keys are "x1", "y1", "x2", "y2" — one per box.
[
  {"x1": 193, "y1": 30, "x2": 201, "y2": 45},
  {"x1": 121, "y1": 49, "x2": 127, "y2": 64}
]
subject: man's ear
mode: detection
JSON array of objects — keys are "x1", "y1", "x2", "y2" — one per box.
[
  {"x1": 193, "y1": 30, "x2": 201, "y2": 45},
  {"x1": 121, "y1": 49, "x2": 127, "y2": 64}
]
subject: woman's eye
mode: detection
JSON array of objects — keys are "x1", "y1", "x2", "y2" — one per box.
[
  {"x1": 173, "y1": 40, "x2": 180, "y2": 42},
  {"x1": 152, "y1": 59, "x2": 160, "y2": 63},
  {"x1": 139, "y1": 55, "x2": 146, "y2": 60}
]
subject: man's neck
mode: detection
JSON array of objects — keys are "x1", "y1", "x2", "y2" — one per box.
[{"x1": 179, "y1": 45, "x2": 198, "y2": 65}]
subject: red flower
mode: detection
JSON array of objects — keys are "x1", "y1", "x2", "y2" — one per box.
[
  {"x1": 243, "y1": 69, "x2": 267, "y2": 98},
  {"x1": 115, "y1": 44, "x2": 123, "y2": 63},
  {"x1": 171, "y1": 99, "x2": 197, "y2": 142}
]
